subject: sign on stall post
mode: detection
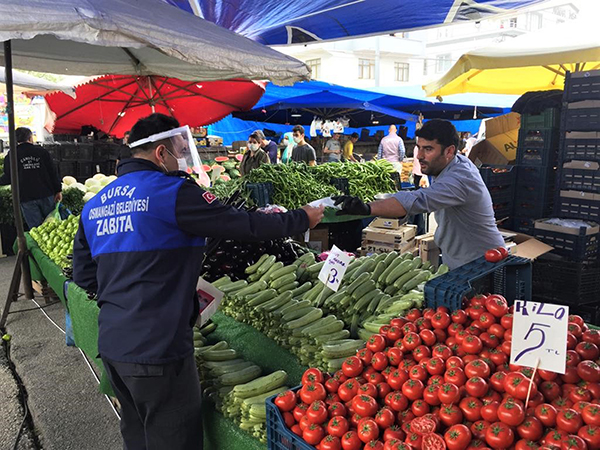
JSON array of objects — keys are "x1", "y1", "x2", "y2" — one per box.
[
  {"x1": 510, "y1": 300, "x2": 569, "y2": 374},
  {"x1": 318, "y1": 245, "x2": 352, "y2": 292}
]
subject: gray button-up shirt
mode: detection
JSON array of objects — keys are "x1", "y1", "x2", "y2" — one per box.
[{"x1": 393, "y1": 154, "x2": 504, "y2": 270}]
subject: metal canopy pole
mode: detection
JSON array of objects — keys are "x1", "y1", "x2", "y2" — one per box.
[{"x1": 0, "y1": 40, "x2": 34, "y2": 328}]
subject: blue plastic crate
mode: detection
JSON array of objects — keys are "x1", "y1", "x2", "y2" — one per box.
[
  {"x1": 493, "y1": 202, "x2": 513, "y2": 220},
  {"x1": 479, "y1": 165, "x2": 516, "y2": 189},
  {"x1": 517, "y1": 128, "x2": 560, "y2": 167},
  {"x1": 514, "y1": 180, "x2": 555, "y2": 203},
  {"x1": 424, "y1": 256, "x2": 532, "y2": 310},
  {"x1": 561, "y1": 162, "x2": 600, "y2": 194},
  {"x1": 489, "y1": 186, "x2": 515, "y2": 206},
  {"x1": 564, "y1": 71, "x2": 600, "y2": 103},
  {"x1": 267, "y1": 386, "x2": 312, "y2": 450},
  {"x1": 508, "y1": 217, "x2": 536, "y2": 235},
  {"x1": 561, "y1": 132, "x2": 600, "y2": 163},
  {"x1": 514, "y1": 198, "x2": 553, "y2": 219},
  {"x1": 517, "y1": 165, "x2": 557, "y2": 186},
  {"x1": 556, "y1": 192, "x2": 600, "y2": 223},
  {"x1": 563, "y1": 102, "x2": 600, "y2": 132},
  {"x1": 533, "y1": 220, "x2": 599, "y2": 262}
]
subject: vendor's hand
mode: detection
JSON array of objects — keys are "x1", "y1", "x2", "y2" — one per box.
[
  {"x1": 332, "y1": 195, "x2": 371, "y2": 216},
  {"x1": 54, "y1": 192, "x2": 63, "y2": 203},
  {"x1": 302, "y1": 204, "x2": 325, "y2": 228}
]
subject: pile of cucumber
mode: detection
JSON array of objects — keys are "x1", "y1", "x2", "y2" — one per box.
[
  {"x1": 195, "y1": 336, "x2": 289, "y2": 443},
  {"x1": 212, "y1": 250, "x2": 448, "y2": 373},
  {"x1": 319, "y1": 251, "x2": 448, "y2": 340}
]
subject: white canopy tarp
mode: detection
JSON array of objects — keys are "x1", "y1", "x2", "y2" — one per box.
[
  {"x1": 0, "y1": 0, "x2": 310, "y2": 86},
  {"x1": 0, "y1": 67, "x2": 75, "y2": 96}
]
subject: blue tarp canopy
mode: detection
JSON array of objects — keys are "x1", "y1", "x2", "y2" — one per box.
[
  {"x1": 207, "y1": 115, "x2": 484, "y2": 146},
  {"x1": 165, "y1": 0, "x2": 544, "y2": 45},
  {"x1": 232, "y1": 81, "x2": 511, "y2": 127}
]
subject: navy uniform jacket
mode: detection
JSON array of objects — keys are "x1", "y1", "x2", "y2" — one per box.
[{"x1": 73, "y1": 158, "x2": 309, "y2": 364}]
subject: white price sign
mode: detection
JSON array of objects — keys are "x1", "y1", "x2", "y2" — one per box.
[
  {"x1": 318, "y1": 245, "x2": 352, "y2": 292},
  {"x1": 510, "y1": 300, "x2": 569, "y2": 374}
]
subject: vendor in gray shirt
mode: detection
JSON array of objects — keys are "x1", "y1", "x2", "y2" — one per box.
[
  {"x1": 333, "y1": 120, "x2": 504, "y2": 270},
  {"x1": 324, "y1": 133, "x2": 342, "y2": 162}
]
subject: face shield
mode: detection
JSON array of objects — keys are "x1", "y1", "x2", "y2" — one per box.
[{"x1": 129, "y1": 125, "x2": 210, "y2": 187}]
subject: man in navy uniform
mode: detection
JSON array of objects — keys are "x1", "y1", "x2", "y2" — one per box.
[{"x1": 73, "y1": 113, "x2": 324, "y2": 450}]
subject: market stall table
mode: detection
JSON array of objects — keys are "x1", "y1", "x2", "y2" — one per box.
[{"x1": 19, "y1": 233, "x2": 311, "y2": 449}]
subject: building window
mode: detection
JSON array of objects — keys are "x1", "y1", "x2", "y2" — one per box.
[
  {"x1": 436, "y1": 54, "x2": 452, "y2": 74},
  {"x1": 528, "y1": 12, "x2": 543, "y2": 30},
  {"x1": 358, "y1": 59, "x2": 375, "y2": 80},
  {"x1": 306, "y1": 58, "x2": 321, "y2": 79},
  {"x1": 509, "y1": 17, "x2": 518, "y2": 28},
  {"x1": 423, "y1": 61, "x2": 428, "y2": 76},
  {"x1": 395, "y1": 62, "x2": 410, "y2": 82}
]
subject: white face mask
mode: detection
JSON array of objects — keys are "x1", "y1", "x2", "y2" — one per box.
[
  {"x1": 293, "y1": 136, "x2": 302, "y2": 144},
  {"x1": 176, "y1": 157, "x2": 188, "y2": 172},
  {"x1": 248, "y1": 143, "x2": 260, "y2": 152}
]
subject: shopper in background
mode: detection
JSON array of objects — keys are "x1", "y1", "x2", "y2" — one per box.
[
  {"x1": 343, "y1": 132, "x2": 359, "y2": 162},
  {"x1": 334, "y1": 119, "x2": 503, "y2": 270},
  {"x1": 0, "y1": 127, "x2": 61, "y2": 229},
  {"x1": 253, "y1": 129, "x2": 278, "y2": 163},
  {"x1": 280, "y1": 132, "x2": 294, "y2": 164},
  {"x1": 377, "y1": 124, "x2": 405, "y2": 173},
  {"x1": 412, "y1": 152, "x2": 423, "y2": 189},
  {"x1": 240, "y1": 132, "x2": 270, "y2": 175},
  {"x1": 323, "y1": 132, "x2": 342, "y2": 162},
  {"x1": 290, "y1": 125, "x2": 317, "y2": 166},
  {"x1": 73, "y1": 113, "x2": 324, "y2": 450}
]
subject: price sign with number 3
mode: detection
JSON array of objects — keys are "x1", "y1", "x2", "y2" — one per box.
[
  {"x1": 510, "y1": 300, "x2": 569, "y2": 374},
  {"x1": 318, "y1": 245, "x2": 352, "y2": 292}
]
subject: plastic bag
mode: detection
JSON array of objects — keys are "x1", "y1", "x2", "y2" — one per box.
[{"x1": 43, "y1": 202, "x2": 71, "y2": 224}]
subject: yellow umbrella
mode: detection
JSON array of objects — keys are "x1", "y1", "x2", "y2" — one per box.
[{"x1": 424, "y1": 21, "x2": 600, "y2": 97}]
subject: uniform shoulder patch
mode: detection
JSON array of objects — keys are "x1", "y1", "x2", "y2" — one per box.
[{"x1": 202, "y1": 191, "x2": 217, "y2": 204}]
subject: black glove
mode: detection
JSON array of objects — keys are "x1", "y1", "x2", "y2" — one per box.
[{"x1": 332, "y1": 195, "x2": 372, "y2": 216}]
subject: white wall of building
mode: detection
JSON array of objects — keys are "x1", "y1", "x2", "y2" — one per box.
[{"x1": 275, "y1": 0, "x2": 581, "y2": 89}]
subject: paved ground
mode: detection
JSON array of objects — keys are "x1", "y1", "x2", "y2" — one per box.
[{"x1": 0, "y1": 255, "x2": 122, "y2": 449}]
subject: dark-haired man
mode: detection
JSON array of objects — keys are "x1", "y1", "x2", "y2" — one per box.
[
  {"x1": 72, "y1": 113, "x2": 324, "y2": 450},
  {"x1": 0, "y1": 127, "x2": 61, "y2": 229},
  {"x1": 290, "y1": 125, "x2": 316, "y2": 166},
  {"x1": 334, "y1": 119, "x2": 504, "y2": 270}
]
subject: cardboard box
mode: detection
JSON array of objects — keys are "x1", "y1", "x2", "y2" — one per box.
[
  {"x1": 308, "y1": 226, "x2": 329, "y2": 252},
  {"x1": 469, "y1": 112, "x2": 520, "y2": 165},
  {"x1": 560, "y1": 190, "x2": 600, "y2": 201},
  {"x1": 362, "y1": 225, "x2": 417, "y2": 245},
  {"x1": 421, "y1": 248, "x2": 441, "y2": 269},
  {"x1": 416, "y1": 233, "x2": 438, "y2": 252},
  {"x1": 563, "y1": 160, "x2": 600, "y2": 171},
  {"x1": 371, "y1": 217, "x2": 406, "y2": 230},
  {"x1": 534, "y1": 219, "x2": 600, "y2": 236},
  {"x1": 362, "y1": 238, "x2": 416, "y2": 254},
  {"x1": 498, "y1": 229, "x2": 554, "y2": 260}
]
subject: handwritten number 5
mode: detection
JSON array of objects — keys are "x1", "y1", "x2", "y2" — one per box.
[{"x1": 515, "y1": 322, "x2": 550, "y2": 362}]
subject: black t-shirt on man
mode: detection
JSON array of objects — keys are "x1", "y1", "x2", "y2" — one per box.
[
  {"x1": 291, "y1": 143, "x2": 316, "y2": 164},
  {"x1": 0, "y1": 142, "x2": 61, "y2": 202}
]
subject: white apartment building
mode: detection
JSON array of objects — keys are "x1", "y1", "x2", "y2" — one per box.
[{"x1": 275, "y1": 0, "x2": 580, "y2": 89}]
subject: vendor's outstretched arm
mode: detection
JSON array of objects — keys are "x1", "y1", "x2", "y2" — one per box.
[{"x1": 368, "y1": 197, "x2": 407, "y2": 218}]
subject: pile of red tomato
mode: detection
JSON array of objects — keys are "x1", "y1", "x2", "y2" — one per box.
[{"x1": 273, "y1": 294, "x2": 600, "y2": 450}]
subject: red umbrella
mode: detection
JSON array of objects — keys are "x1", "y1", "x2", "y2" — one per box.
[{"x1": 45, "y1": 75, "x2": 266, "y2": 138}]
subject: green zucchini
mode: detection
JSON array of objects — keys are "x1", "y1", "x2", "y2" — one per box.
[
  {"x1": 234, "y1": 280, "x2": 268, "y2": 298},
  {"x1": 269, "y1": 265, "x2": 297, "y2": 281},
  {"x1": 378, "y1": 256, "x2": 404, "y2": 285},
  {"x1": 286, "y1": 308, "x2": 323, "y2": 329},
  {"x1": 212, "y1": 276, "x2": 232, "y2": 288},
  {"x1": 306, "y1": 261, "x2": 325, "y2": 275},
  {"x1": 219, "y1": 365, "x2": 262, "y2": 386},
  {"x1": 277, "y1": 281, "x2": 299, "y2": 294},
  {"x1": 314, "y1": 329, "x2": 351, "y2": 344},
  {"x1": 256, "y1": 255, "x2": 277, "y2": 276},
  {"x1": 270, "y1": 272, "x2": 297, "y2": 290},
  {"x1": 393, "y1": 269, "x2": 420, "y2": 289},
  {"x1": 290, "y1": 282, "x2": 312, "y2": 298},
  {"x1": 247, "y1": 289, "x2": 277, "y2": 307},
  {"x1": 352, "y1": 288, "x2": 380, "y2": 314},
  {"x1": 245, "y1": 254, "x2": 270, "y2": 274},
  {"x1": 322, "y1": 340, "x2": 365, "y2": 359},
  {"x1": 220, "y1": 280, "x2": 248, "y2": 294},
  {"x1": 347, "y1": 272, "x2": 371, "y2": 296},
  {"x1": 401, "y1": 271, "x2": 430, "y2": 292},
  {"x1": 385, "y1": 260, "x2": 413, "y2": 286},
  {"x1": 351, "y1": 279, "x2": 376, "y2": 301},
  {"x1": 233, "y1": 370, "x2": 288, "y2": 399},
  {"x1": 259, "y1": 261, "x2": 284, "y2": 283},
  {"x1": 282, "y1": 306, "x2": 316, "y2": 322},
  {"x1": 201, "y1": 349, "x2": 238, "y2": 361}
]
